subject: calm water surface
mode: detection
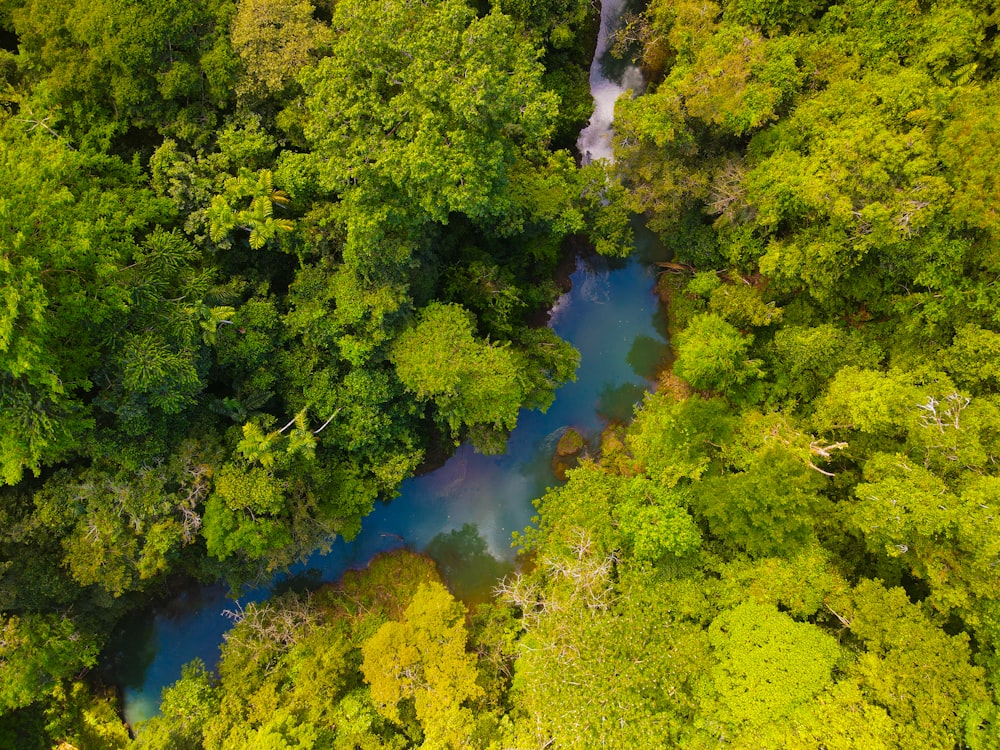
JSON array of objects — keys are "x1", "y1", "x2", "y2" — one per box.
[
  {"x1": 112, "y1": 0, "x2": 658, "y2": 726},
  {"x1": 111, "y1": 227, "x2": 669, "y2": 726}
]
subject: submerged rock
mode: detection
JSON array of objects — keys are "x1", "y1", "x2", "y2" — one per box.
[
  {"x1": 553, "y1": 428, "x2": 586, "y2": 480},
  {"x1": 556, "y1": 428, "x2": 585, "y2": 457}
]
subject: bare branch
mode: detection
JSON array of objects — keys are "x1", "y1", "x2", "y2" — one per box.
[{"x1": 313, "y1": 408, "x2": 341, "y2": 435}]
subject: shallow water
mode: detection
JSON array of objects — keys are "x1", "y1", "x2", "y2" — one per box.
[
  {"x1": 111, "y1": 0, "x2": 657, "y2": 726},
  {"x1": 111, "y1": 227, "x2": 669, "y2": 727}
]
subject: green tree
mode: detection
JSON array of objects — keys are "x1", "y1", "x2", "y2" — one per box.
[
  {"x1": 672, "y1": 313, "x2": 764, "y2": 395},
  {"x1": 853, "y1": 455, "x2": 1000, "y2": 625},
  {"x1": 95, "y1": 229, "x2": 227, "y2": 444},
  {"x1": 697, "y1": 601, "x2": 841, "y2": 740},
  {"x1": 43, "y1": 681, "x2": 131, "y2": 750},
  {"x1": 770, "y1": 323, "x2": 883, "y2": 404},
  {"x1": 832, "y1": 580, "x2": 988, "y2": 748},
  {"x1": 0, "y1": 125, "x2": 172, "y2": 484},
  {"x1": 205, "y1": 168, "x2": 294, "y2": 251},
  {"x1": 507, "y1": 564, "x2": 712, "y2": 749},
  {"x1": 939, "y1": 84, "x2": 1000, "y2": 240},
  {"x1": 527, "y1": 463, "x2": 700, "y2": 563},
  {"x1": 230, "y1": 0, "x2": 328, "y2": 102},
  {"x1": 392, "y1": 302, "x2": 574, "y2": 452},
  {"x1": 9, "y1": 0, "x2": 236, "y2": 146},
  {"x1": 0, "y1": 613, "x2": 98, "y2": 714},
  {"x1": 943, "y1": 324, "x2": 1000, "y2": 392},
  {"x1": 300, "y1": 0, "x2": 557, "y2": 227},
  {"x1": 202, "y1": 430, "x2": 378, "y2": 571},
  {"x1": 627, "y1": 393, "x2": 735, "y2": 488},
  {"x1": 133, "y1": 660, "x2": 219, "y2": 750},
  {"x1": 811, "y1": 366, "x2": 921, "y2": 438},
  {"x1": 361, "y1": 582, "x2": 483, "y2": 749},
  {"x1": 693, "y1": 445, "x2": 828, "y2": 557}
]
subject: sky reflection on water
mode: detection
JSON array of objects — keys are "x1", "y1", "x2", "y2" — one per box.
[{"x1": 113, "y1": 234, "x2": 669, "y2": 727}]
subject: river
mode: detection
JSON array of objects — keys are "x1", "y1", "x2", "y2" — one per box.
[{"x1": 107, "y1": 0, "x2": 659, "y2": 727}]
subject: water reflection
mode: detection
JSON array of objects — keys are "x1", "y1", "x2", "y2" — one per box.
[
  {"x1": 628, "y1": 333, "x2": 670, "y2": 380},
  {"x1": 104, "y1": 612, "x2": 156, "y2": 693},
  {"x1": 425, "y1": 524, "x2": 514, "y2": 605},
  {"x1": 597, "y1": 381, "x2": 650, "y2": 424},
  {"x1": 112, "y1": 249, "x2": 670, "y2": 726}
]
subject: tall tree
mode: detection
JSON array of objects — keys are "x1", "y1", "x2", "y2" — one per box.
[
  {"x1": 362, "y1": 582, "x2": 484, "y2": 749},
  {"x1": 0, "y1": 125, "x2": 172, "y2": 484}
]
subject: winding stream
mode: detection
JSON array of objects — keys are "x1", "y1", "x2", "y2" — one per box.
[{"x1": 108, "y1": 0, "x2": 659, "y2": 727}]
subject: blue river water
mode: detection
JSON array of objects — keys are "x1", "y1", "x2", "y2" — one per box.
[
  {"x1": 110, "y1": 0, "x2": 658, "y2": 720},
  {"x1": 109, "y1": 223, "x2": 670, "y2": 727}
]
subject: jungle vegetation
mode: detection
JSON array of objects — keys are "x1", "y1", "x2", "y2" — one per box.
[{"x1": 1, "y1": 0, "x2": 1000, "y2": 746}]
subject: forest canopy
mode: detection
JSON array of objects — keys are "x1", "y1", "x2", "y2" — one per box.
[
  {"x1": 3, "y1": 0, "x2": 1000, "y2": 746},
  {"x1": 0, "y1": 0, "x2": 616, "y2": 741}
]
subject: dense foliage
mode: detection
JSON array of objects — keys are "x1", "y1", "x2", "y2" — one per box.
[
  {"x1": 0, "y1": 0, "x2": 613, "y2": 742},
  {"x1": 3, "y1": 0, "x2": 1000, "y2": 745}
]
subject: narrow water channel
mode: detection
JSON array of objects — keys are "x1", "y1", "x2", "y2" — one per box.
[{"x1": 108, "y1": 0, "x2": 660, "y2": 727}]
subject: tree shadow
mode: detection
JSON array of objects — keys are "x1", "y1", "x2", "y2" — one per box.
[
  {"x1": 626, "y1": 334, "x2": 669, "y2": 380},
  {"x1": 99, "y1": 611, "x2": 158, "y2": 690},
  {"x1": 424, "y1": 524, "x2": 514, "y2": 605},
  {"x1": 596, "y1": 381, "x2": 648, "y2": 423}
]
